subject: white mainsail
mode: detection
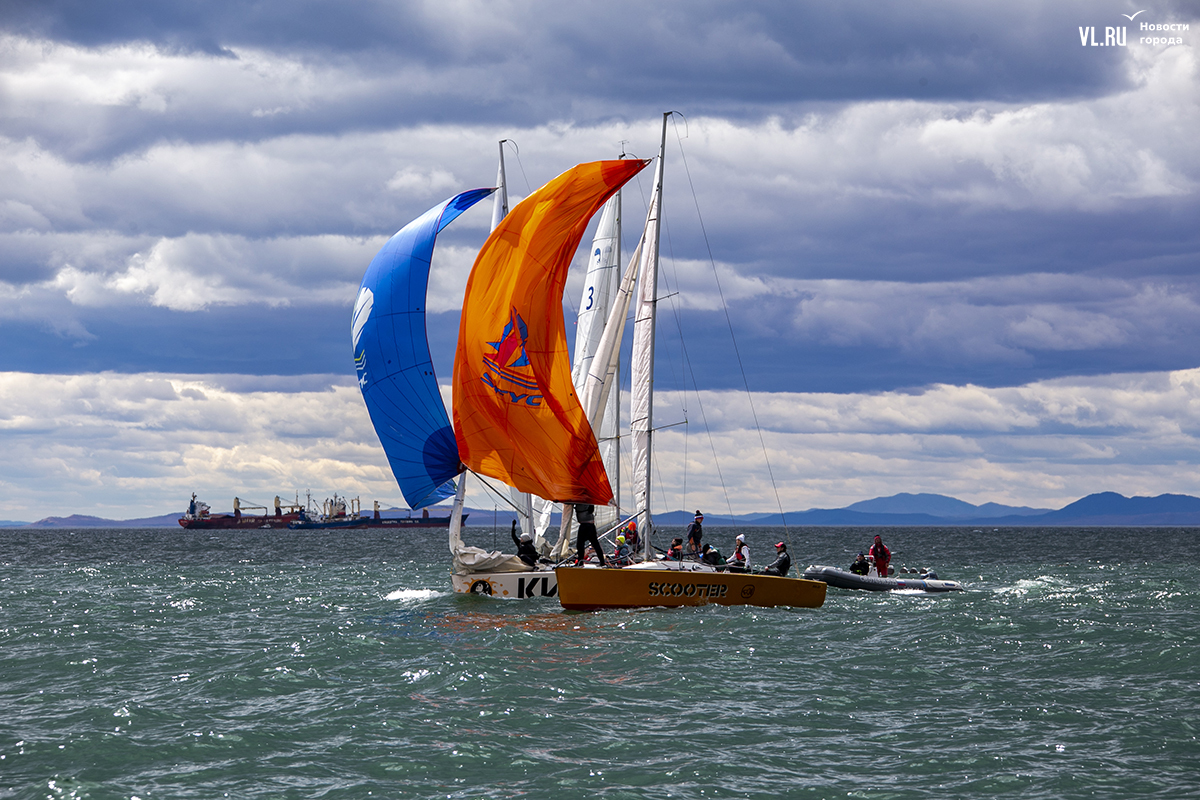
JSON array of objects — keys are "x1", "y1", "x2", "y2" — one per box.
[{"x1": 629, "y1": 115, "x2": 668, "y2": 552}]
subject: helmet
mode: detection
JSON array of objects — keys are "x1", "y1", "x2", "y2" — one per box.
[
  {"x1": 616, "y1": 535, "x2": 626, "y2": 544},
  {"x1": 520, "y1": 532, "x2": 532, "y2": 542}
]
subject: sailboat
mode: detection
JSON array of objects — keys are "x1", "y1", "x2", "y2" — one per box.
[{"x1": 553, "y1": 114, "x2": 827, "y2": 610}]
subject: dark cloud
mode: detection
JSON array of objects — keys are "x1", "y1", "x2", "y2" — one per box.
[
  {"x1": 1, "y1": 0, "x2": 1197, "y2": 396},
  {"x1": 4, "y1": 0, "x2": 1179, "y2": 161},
  {"x1": 0, "y1": 304, "x2": 355, "y2": 374}
]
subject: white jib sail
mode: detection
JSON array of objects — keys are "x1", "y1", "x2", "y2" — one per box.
[
  {"x1": 545, "y1": 191, "x2": 623, "y2": 558},
  {"x1": 630, "y1": 118, "x2": 668, "y2": 550},
  {"x1": 572, "y1": 192, "x2": 622, "y2": 528}
]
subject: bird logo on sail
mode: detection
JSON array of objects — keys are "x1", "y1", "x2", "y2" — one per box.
[{"x1": 481, "y1": 308, "x2": 542, "y2": 406}]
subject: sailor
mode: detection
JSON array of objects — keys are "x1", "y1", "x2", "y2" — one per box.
[
  {"x1": 700, "y1": 543, "x2": 724, "y2": 567},
  {"x1": 611, "y1": 535, "x2": 633, "y2": 567},
  {"x1": 850, "y1": 552, "x2": 870, "y2": 575},
  {"x1": 510, "y1": 521, "x2": 538, "y2": 568},
  {"x1": 662, "y1": 537, "x2": 684, "y2": 561},
  {"x1": 726, "y1": 533, "x2": 750, "y2": 572},
  {"x1": 869, "y1": 535, "x2": 891, "y2": 578},
  {"x1": 621, "y1": 519, "x2": 639, "y2": 553},
  {"x1": 762, "y1": 542, "x2": 792, "y2": 577},
  {"x1": 573, "y1": 504, "x2": 607, "y2": 567},
  {"x1": 684, "y1": 511, "x2": 704, "y2": 556}
]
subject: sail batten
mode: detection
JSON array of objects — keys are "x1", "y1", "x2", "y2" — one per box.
[{"x1": 453, "y1": 159, "x2": 649, "y2": 504}]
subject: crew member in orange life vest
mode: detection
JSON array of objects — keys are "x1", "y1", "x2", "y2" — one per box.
[{"x1": 620, "y1": 519, "x2": 639, "y2": 553}]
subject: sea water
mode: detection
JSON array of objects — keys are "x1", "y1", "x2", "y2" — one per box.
[{"x1": 1, "y1": 525, "x2": 1197, "y2": 799}]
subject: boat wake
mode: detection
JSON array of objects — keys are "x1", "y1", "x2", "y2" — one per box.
[
  {"x1": 385, "y1": 588, "x2": 444, "y2": 602},
  {"x1": 993, "y1": 575, "x2": 1073, "y2": 597}
]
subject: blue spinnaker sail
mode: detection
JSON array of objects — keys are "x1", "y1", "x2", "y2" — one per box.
[{"x1": 353, "y1": 187, "x2": 495, "y2": 509}]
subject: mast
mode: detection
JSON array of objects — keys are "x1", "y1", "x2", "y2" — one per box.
[
  {"x1": 448, "y1": 141, "x2": 512, "y2": 563},
  {"x1": 613, "y1": 187, "x2": 622, "y2": 519},
  {"x1": 490, "y1": 139, "x2": 509, "y2": 230},
  {"x1": 447, "y1": 477, "x2": 467, "y2": 553},
  {"x1": 630, "y1": 113, "x2": 669, "y2": 557}
]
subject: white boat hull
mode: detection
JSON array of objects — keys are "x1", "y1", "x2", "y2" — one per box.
[{"x1": 450, "y1": 568, "x2": 560, "y2": 599}]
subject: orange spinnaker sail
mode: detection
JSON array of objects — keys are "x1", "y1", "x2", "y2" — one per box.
[{"x1": 453, "y1": 159, "x2": 649, "y2": 504}]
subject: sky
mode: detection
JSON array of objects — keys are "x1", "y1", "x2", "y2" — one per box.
[{"x1": 1, "y1": 0, "x2": 1198, "y2": 520}]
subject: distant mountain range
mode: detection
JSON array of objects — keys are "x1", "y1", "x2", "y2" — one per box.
[{"x1": 5, "y1": 491, "x2": 1200, "y2": 528}]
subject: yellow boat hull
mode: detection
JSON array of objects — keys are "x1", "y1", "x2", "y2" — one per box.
[{"x1": 555, "y1": 565, "x2": 827, "y2": 610}]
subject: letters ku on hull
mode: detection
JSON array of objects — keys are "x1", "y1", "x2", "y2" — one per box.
[
  {"x1": 554, "y1": 567, "x2": 827, "y2": 611},
  {"x1": 450, "y1": 572, "x2": 559, "y2": 599}
]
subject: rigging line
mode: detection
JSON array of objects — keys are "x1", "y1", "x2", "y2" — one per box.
[
  {"x1": 656, "y1": 200, "x2": 738, "y2": 527},
  {"x1": 661, "y1": 314, "x2": 738, "y2": 526},
  {"x1": 504, "y1": 139, "x2": 533, "y2": 194},
  {"x1": 650, "y1": 446, "x2": 672, "y2": 528},
  {"x1": 682, "y1": 387, "x2": 689, "y2": 510},
  {"x1": 670, "y1": 115, "x2": 791, "y2": 542},
  {"x1": 469, "y1": 471, "x2": 525, "y2": 515},
  {"x1": 654, "y1": 215, "x2": 693, "y2": 511}
]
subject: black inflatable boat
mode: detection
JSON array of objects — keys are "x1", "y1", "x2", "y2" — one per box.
[{"x1": 803, "y1": 565, "x2": 964, "y2": 592}]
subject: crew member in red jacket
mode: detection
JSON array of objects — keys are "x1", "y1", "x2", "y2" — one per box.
[{"x1": 869, "y1": 534, "x2": 891, "y2": 578}]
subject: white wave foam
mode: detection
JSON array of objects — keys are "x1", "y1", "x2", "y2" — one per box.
[{"x1": 385, "y1": 588, "x2": 443, "y2": 602}]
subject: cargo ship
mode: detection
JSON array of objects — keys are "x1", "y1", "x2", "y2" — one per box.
[
  {"x1": 177, "y1": 494, "x2": 302, "y2": 529},
  {"x1": 285, "y1": 494, "x2": 465, "y2": 529}
]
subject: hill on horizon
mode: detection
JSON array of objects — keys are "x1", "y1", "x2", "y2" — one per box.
[
  {"x1": 7, "y1": 491, "x2": 1200, "y2": 528},
  {"x1": 844, "y1": 492, "x2": 1049, "y2": 518}
]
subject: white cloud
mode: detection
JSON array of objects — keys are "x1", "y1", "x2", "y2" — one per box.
[
  {"x1": 5, "y1": 368, "x2": 1200, "y2": 520},
  {"x1": 17, "y1": 232, "x2": 386, "y2": 312},
  {"x1": 386, "y1": 166, "x2": 461, "y2": 197}
]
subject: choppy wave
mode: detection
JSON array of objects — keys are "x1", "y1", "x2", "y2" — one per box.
[{"x1": 1, "y1": 526, "x2": 1197, "y2": 799}]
